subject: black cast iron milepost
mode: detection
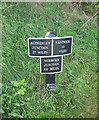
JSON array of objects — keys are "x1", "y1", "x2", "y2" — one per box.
[
  {"x1": 28, "y1": 32, "x2": 73, "y2": 92},
  {"x1": 45, "y1": 32, "x2": 57, "y2": 91}
]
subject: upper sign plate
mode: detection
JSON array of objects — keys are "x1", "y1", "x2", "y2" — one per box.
[
  {"x1": 28, "y1": 38, "x2": 52, "y2": 57},
  {"x1": 28, "y1": 36, "x2": 73, "y2": 57},
  {"x1": 53, "y1": 36, "x2": 73, "y2": 56}
]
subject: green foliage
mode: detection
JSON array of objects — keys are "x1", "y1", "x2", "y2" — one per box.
[
  {"x1": 11, "y1": 79, "x2": 26, "y2": 95},
  {"x1": 2, "y1": 2, "x2": 97, "y2": 119},
  {"x1": 79, "y1": 2, "x2": 98, "y2": 16}
]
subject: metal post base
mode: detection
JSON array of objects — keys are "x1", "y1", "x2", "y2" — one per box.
[{"x1": 45, "y1": 74, "x2": 56, "y2": 91}]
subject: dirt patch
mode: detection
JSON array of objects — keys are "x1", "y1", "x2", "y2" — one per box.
[
  {"x1": 62, "y1": 3, "x2": 89, "y2": 24},
  {"x1": 82, "y1": 97, "x2": 97, "y2": 118},
  {"x1": 29, "y1": 2, "x2": 43, "y2": 11}
]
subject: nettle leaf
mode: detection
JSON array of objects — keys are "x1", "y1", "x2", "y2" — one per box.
[
  {"x1": 11, "y1": 81, "x2": 20, "y2": 87},
  {"x1": 9, "y1": 112, "x2": 23, "y2": 118},
  {"x1": 17, "y1": 89, "x2": 25, "y2": 95},
  {"x1": 20, "y1": 79, "x2": 25, "y2": 83},
  {"x1": 11, "y1": 79, "x2": 25, "y2": 87},
  {"x1": 15, "y1": 87, "x2": 26, "y2": 95}
]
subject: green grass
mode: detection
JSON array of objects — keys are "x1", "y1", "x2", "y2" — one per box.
[{"x1": 2, "y1": 2, "x2": 97, "y2": 118}]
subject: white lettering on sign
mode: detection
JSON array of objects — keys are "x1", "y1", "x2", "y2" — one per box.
[
  {"x1": 30, "y1": 41, "x2": 50, "y2": 45},
  {"x1": 59, "y1": 49, "x2": 67, "y2": 53},
  {"x1": 50, "y1": 67, "x2": 59, "y2": 71},
  {"x1": 55, "y1": 40, "x2": 70, "y2": 44},
  {"x1": 44, "y1": 63, "x2": 59, "y2": 67},
  {"x1": 32, "y1": 46, "x2": 48, "y2": 50},
  {"x1": 44, "y1": 58, "x2": 59, "y2": 62},
  {"x1": 62, "y1": 45, "x2": 65, "y2": 48},
  {"x1": 44, "y1": 68, "x2": 48, "y2": 71},
  {"x1": 38, "y1": 51, "x2": 48, "y2": 54},
  {"x1": 32, "y1": 51, "x2": 36, "y2": 54}
]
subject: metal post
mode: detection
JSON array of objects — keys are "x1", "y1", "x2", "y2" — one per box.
[{"x1": 45, "y1": 32, "x2": 56, "y2": 91}]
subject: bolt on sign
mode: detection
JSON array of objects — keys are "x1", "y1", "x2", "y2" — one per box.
[{"x1": 28, "y1": 36, "x2": 73, "y2": 74}]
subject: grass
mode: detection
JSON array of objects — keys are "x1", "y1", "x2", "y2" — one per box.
[{"x1": 1, "y1": 2, "x2": 97, "y2": 118}]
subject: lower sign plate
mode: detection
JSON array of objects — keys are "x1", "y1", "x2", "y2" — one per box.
[{"x1": 40, "y1": 56, "x2": 63, "y2": 74}]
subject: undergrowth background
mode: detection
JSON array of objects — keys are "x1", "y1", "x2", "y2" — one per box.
[{"x1": 1, "y1": 2, "x2": 98, "y2": 118}]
